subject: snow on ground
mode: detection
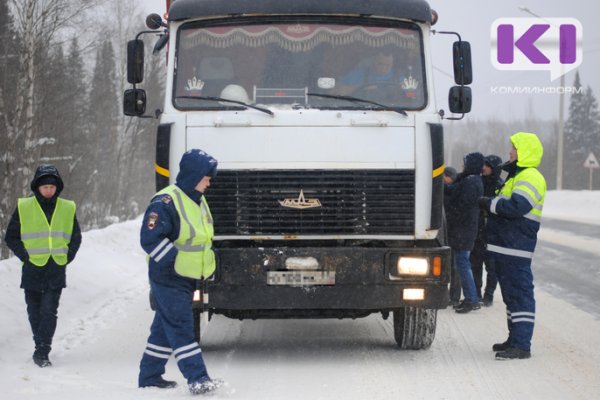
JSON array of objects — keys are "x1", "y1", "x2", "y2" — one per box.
[
  {"x1": 538, "y1": 190, "x2": 600, "y2": 255},
  {"x1": 0, "y1": 191, "x2": 599, "y2": 399},
  {"x1": 543, "y1": 190, "x2": 600, "y2": 225}
]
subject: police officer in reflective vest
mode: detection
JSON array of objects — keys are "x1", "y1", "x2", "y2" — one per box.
[
  {"x1": 479, "y1": 132, "x2": 546, "y2": 360},
  {"x1": 4, "y1": 165, "x2": 82, "y2": 367},
  {"x1": 138, "y1": 149, "x2": 222, "y2": 395}
]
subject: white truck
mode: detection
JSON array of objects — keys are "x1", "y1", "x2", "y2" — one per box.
[{"x1": 124, "y1": 0, "x2": 472, "y2": 349}]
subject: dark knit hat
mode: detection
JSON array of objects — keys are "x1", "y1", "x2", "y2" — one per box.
[
  {"x1": 484, "y1": 154, "x2": 503, "y2": 169},
  {"x1": 30, "y1": 164, "x2": 64, "y2": 195},
  {"x1": 36, "y1": 175, "x2": 59, "y2": 187},
  {"x1": 444, "y1": 166, "x2": 458, "y2": 182}
]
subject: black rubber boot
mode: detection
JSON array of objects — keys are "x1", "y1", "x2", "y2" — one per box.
[
  {"x1": 492, "y1": 339, "x2": 511, "y2": 352},
  {"x1": 495, "y1": 347, "x2": 531, "y2": 360},
  {"x1": 139, "y1": 377, "x2": 178, "y2": 389}
]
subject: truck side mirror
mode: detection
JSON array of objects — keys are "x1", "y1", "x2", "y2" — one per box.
[
  {"x1": 127, "y1": 40, "x2": 145, "y2": 84},
  {"x1": 123, "y1": 88, "x2": 147, "y2": 116},
  {"x1": 452, "y1": 41, "x2": 472, "y2": 85},
  {"x1": 448, "y1": 86, "x2": 472, "y2": 114}
]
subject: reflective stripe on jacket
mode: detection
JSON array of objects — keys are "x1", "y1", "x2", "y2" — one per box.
[
  {"x1": 156, "y1": 185, "x2": 215, "y2": 279},
  {"x1": 18, "y1": 197, "x2": 76, "y2": 266}
]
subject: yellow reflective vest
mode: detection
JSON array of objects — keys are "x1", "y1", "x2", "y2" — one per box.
[
  {"x1": 487, "y1": 132, "x2": 546, "y2": 257},
  {"x1": 18, "y1": 197, "x2": 76, "y2": 267},
  {"x1": 156, "y1": 185, "x2": 215, "y2": 279}
]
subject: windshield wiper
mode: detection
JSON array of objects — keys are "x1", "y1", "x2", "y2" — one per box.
[
  {"x1": 306, "y1": 93, "x2": 407, "y2": 116},
  {"x1": 175, "y1": 96, "x2": 274, "y2": 116}
]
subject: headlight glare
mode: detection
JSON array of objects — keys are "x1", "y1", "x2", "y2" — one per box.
[{"x1": 397, "y1": 257, "x2": 429, "y2": 275}]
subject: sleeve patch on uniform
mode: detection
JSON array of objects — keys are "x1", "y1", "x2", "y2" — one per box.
[
  {"x1": 147, "y1": 212, "x2": 159, "y2": 230},
  {"x1": 162, "y1": 195, "x2": 172, "y2": 204}
]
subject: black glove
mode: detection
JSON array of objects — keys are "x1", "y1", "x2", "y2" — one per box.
[{"x1": 478, "y1": 197, "x2": 490, "y2": 212}]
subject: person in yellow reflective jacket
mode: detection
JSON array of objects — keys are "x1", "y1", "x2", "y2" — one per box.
[
  {"x1": 138, "y1": 149, "x2": 223, "y2": 395},
  {"x1": 479, "y1": 132, "x2": 546, "y2": 360},
  {"x1": 4, "y1": 165, "x2": 82, "y2": 368}
]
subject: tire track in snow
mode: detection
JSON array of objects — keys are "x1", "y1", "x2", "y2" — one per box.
[{"x1": 436, "y1": 307, "x2": 512, "y2": 400}]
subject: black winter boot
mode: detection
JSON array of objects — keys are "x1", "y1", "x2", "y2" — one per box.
[
  {"x1": 189, "y1": 378, "x2": 224, "y2": 395},
  {"x1": 33, "y1": 345, "x2": 52, "y2": 368},
  {"x1": 454, "y1": 301, "x2": 481, "y2": 314},
  {"x1": 33, "y1": 354, "x2": 52, "y2": 367},
  {"x1": 495, "y1": 347, "x2": 531, "y2": 360},
  {"x1": 492, "y1": 339, "x2": 511, "y2": 352},
  {"x1": 139, "y1": 377, "x2": 178, "y2": 389},
  {"x1": 482, "y1": 295, "x2": 493, "y2": 307}
]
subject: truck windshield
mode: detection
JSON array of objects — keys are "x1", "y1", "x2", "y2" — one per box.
[{"x1": 174, "y1": 21, "x2": 426, "y2": 110}]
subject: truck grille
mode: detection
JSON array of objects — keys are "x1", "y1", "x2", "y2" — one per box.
[{"x1": 205, "y1": 170, "x2": 414, "y2": 236}]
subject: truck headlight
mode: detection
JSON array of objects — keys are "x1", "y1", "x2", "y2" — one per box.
[{"x1": 396, "y1": 257, "x2": 429, "y2": 276}]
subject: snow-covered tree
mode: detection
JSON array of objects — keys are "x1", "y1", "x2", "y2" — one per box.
[
  {"x1": 0, "y1": 0, "x2": 97, "y2": 258},
  {"x1": 0, "y1": 0, "x2": 20, "y2": 258},
  {"x1": 83, "y1": 39, "x2": 120, "y2": 226},
  {"x1": 564, "y1": 72, "x2": 600, "y2": 189}
]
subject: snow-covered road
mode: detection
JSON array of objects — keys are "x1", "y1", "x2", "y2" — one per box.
[{"x1": 1, "y1": 191, "x2": 599, "y2": 399}]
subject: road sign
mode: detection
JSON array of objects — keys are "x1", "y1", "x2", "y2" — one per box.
[{"x1": 583, "y1": 152, "x2": 599, "y2": 169}]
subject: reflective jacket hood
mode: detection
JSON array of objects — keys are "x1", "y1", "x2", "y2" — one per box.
[{"x1": 511, "y1": 132, "x2": 543, "y2": 168}]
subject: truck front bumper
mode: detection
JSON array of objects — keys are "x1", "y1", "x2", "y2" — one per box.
[{"x1": 205, "y1": 244, "x2": 451, "y2": 315}]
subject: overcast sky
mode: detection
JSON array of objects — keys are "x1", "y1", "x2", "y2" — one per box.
[{"x1": 140, "y1": 0, "x2": 599, "y2": 121}]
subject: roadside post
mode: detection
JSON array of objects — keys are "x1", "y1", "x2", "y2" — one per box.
[{"x1": 583, "y1": 152, "x2": 599, "y2": 190}]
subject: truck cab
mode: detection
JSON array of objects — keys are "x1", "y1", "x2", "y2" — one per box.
[{"x1": 125, "y1": 0, "x2": 472, "y2": 349}]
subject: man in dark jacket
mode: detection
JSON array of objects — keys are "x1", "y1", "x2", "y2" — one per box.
[
  {"x1": 470, "y1": 155, "x2": 503, "y2": 306},
  {"x1": 138, "y1": 149, "x2": 222, "y2": 395},
  {"x1": 444, "y1": 152, "x2": 484, "y2": 313},
  {"x1": 4, "y1": 165, "x2": 82, "y2": 367},
  {"x1": 443, "y1": 166, "x2": 461, "y2": 306},
  {"x1": 480, "y1": 132, "x2": 546, "y2": 360}
]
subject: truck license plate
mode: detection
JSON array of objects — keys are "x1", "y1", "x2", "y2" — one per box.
[{"x1": 267, "y1": 271, "x2": 335, "y2": 286}]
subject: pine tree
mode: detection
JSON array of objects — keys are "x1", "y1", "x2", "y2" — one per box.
[
  {"x1": 582, "y1": 86, "x2": 600, "y2": 189},
  {"x1": 563, "y1": 72, "x2": 600, "y2": 189},
  {"x1": 36, "y1": 44, "x2": 68, "y2": 150},
  {"x1": 87, "y1": 39, "x2": 119, "y2": 226},
  {"x1": 61, "y1": 37, "x2": 90, "y2": 209},
  {"x1": 0, "y1": 0, "x2": 20, "y2": 258},
  {"x1": 563, "y1": 72, "x2": 587, "y2": 189},
  {"x1": 0, "y1": 1, "x2": 19, "y2": 124}
]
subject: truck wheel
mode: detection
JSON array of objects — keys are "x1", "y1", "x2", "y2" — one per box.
[{"x1": 393, "y1": 307, "x2": 437, "y2": 349}]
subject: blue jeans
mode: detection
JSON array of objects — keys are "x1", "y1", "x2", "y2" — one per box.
[{"x1": 454, "y1": 250, "x2": 479, "y2": 304}]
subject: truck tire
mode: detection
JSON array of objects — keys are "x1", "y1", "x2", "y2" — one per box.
[{"x1": 393, "y1": 307, "x2": 437, "y2": 349}]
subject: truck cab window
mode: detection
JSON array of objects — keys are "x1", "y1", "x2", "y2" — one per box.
[{"x1": 174, "y1": 22, "x2": 426, "y2": 110}]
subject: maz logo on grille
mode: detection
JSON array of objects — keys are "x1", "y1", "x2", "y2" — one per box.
[{"x1": 278, "y1": 189, "x2": 322, "y2": 209}]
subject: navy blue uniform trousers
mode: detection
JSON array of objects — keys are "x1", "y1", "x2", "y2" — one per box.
[
  {"x1": 138, "y1": 282, "x2": 209, "y2": 386},
  {"x1": 493, "y1": 253, "x2": 536, "y2": 352}
]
